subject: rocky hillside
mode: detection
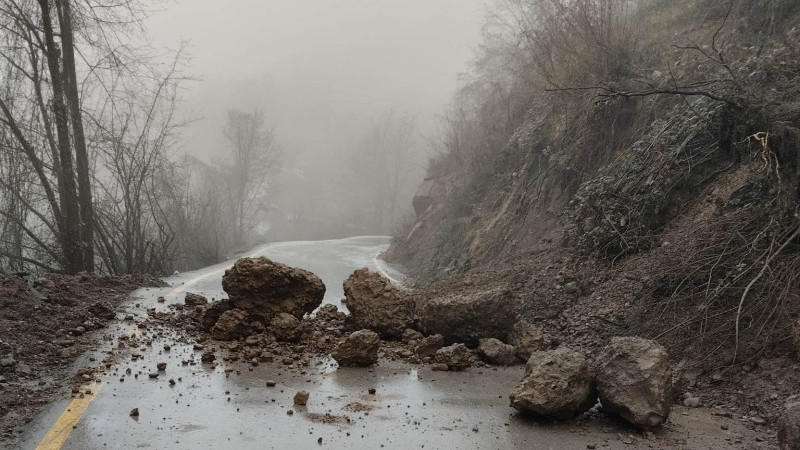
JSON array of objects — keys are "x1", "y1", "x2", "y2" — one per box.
[{"x1": 388, "y1": 0, "x2": 800, "y2": 407}]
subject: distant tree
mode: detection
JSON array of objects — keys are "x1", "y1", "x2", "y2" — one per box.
[
  {"x1": 222, "y1": 109, "x2": 281, "y2": 246},
  {"x1": 348, "y1": 111, "x2": 420, "y2": 233}
]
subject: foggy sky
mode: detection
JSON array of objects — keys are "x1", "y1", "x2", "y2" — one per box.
[{"x1": 147, "y1": 0, "x2": 487, "y2": 163}]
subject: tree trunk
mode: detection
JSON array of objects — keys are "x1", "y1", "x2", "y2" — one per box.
[
  {"x1": 58, "y1": 0, "x2": 95, "y2": 272},
  {"x1": 38, "y1": 0, "x2": 83, "y2": 273}
]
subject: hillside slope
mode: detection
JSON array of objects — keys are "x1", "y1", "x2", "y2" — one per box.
[{"x1": 388, "y1": 0, "x2": 800, "y2": 419}]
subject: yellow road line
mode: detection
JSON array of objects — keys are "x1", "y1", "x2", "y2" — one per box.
[
  {"x1": 35, "y1": 246, "x2": 277, "y2": 450},
  {"x1": 35, "y1": 383, "x2": 102, "y2": 450}
]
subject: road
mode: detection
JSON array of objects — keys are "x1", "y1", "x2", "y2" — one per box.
[{"x1": 16, "y1": 236, "x2": 771, "y2": 449}]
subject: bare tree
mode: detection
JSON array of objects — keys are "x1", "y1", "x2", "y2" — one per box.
[{"x1": 221, "y1": 109, "x2": 280, "y2": 246}]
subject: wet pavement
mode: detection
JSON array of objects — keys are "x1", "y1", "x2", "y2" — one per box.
[{"x1": 17, "y1": 236, "x2": 774, "y2": 449}]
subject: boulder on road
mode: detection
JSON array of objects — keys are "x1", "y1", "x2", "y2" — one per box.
[
  {"x1": 332, "y1": 330, "x2": 380, "y2": 367},
  {"x1": 270, "y1": 313, "x2": 301, "y2": 341},
  {"x1": 210, "y1": 309, "x2": 250, "y2": 341},
  {"x1": 779, "y1": 395, "x2": 800, "y2": 450},
  {"x1": 414, "y1": 334, "x2": 445, "y2": 358},
  {"x1": 478, "y1": 338, "x2": 519, "y2": 366},
  {"x1": 417, "y1": 289, "x2": 520, "y2": 346},
  {"x1": 509, "y1": 320, "x2": 549, "y2": 360},
  {"x1": 510, "y1": 347, "x2": 596, "y2": 419},
  {"x1": 343, "y1": 268, "x2": 413, "y2": 338},
  {"x1": 184, "y1": 292, "x2": 208, "y2": 307},
  {"x1": 222, "y1": 257, "x2": 325, "y2": 321},
  {"x1": 595, "y1": 337, "x2": 672, "y2": 429},
  {"x1": 434, "y1": 343, "x2": 474, "y2": 371}
]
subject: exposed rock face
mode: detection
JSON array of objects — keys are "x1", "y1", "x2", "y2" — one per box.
[
  {"x1": 478, "y1": 338, "x2": 519, "y2": 366},
  {"x1": 417, "y1": 289, "x2": 520, "y2": 346},
  {"x1": 510, "y1": 347, "x2": 596, "y2": 419},
  {"x1": 222, "y1": 257, "x2": 325, "y2": 320},
  {"x1": 332, "y1": 330, "x2": 380, "y2": 367},
  {"x1": 184, "y1": 292, "x2": 208, "y2": 307},
  {"x1": 779, "y1": 396, "x2": 800, "y2": 450},
  {"x1": 509, "y1": 320, "x2": 548, "y2": 360},
  {"x1": 270, "y1": 313, "x2": 301, "y2": 341},
  {"x1": 414, "y1": 334, "x2": 445, "y2": 358},
  {"x1": 595, "y1": 337, "x2": 672, "y2": 429},
  {"x1": 434, "y1": 343, "x2": 474, "y2": 371},
  {"x1": 210, "y1": 309, "x2": 250, "y2": 341},
  {"x1": 343, "y1": 268, "x2": 413, "y2": 338}
]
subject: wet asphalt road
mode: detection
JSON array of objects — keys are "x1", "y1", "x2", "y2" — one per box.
[{"x1": 17, "y1": 236, "x2": 772, "y2": 450}]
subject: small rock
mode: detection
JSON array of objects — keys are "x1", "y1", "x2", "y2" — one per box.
[
  {"x1": 156, "y1": 362, "x2": 167, "y2": 371},
  {"x1": 294, "y1": 390, "x2": 309, "y2": 406},
  {"x1": 266, "y1": 380, "x2": 276, "y2": 387},
  {"x1": 129, "y1": 408, "x2": 139, "y2": 417}
]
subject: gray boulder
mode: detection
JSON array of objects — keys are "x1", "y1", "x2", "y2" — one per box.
[
  {"x1": 779, "y1": 395, "x2": 800, "y2": 450},
  {"x1": 510, "y1": 347, "x2": 596, "y2": 419},
  {"x1": 595, "y1": 337, "x2": 672, "y2": 429}
]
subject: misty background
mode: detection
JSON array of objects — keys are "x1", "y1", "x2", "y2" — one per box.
[{"x1": 148, "y1": 0, "x2": 485, "y2": 241}]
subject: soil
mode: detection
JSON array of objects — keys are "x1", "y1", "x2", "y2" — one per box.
[{"x1": 0, "y1": 272, "x2": 163, "y2": 446}]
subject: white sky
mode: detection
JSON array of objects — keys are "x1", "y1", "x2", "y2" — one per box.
[{"x1": 146, "y1": 0, "x2": 487, "y2": 163}]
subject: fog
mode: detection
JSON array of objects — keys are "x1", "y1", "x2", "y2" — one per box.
[{"x1": 146, "y1": 0, "x2": 485, "y2": 241}]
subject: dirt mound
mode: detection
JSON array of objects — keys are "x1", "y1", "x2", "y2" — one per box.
[{"x1": 0, "y1": 272, "x2": 162, "y2": 445}]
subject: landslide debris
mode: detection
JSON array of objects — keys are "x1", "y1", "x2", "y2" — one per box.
[
  {"x1": 343, "y1": 268, "x2": 413, "y2": 338},
  {"x1": 222, "y1": 257, "x2": 325, "y2": 321},
  {"x1": 509, "y1": 347, "x2": 596, "y2": 420}
]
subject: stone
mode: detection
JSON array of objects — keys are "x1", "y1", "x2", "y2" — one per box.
[
  {"x1": 434, "y1": 344, "x2": 473, "y2": 371},
  {"x1": 509, "y1": 347, "x2": 596, "y2": 419},
  {"x1": 201, "y1": 351, "x2": 216, "y2": 363},
  {"x1": 210, "y1": 309, "x2": 250, "y2": 341},
  {"x1": 197, "y1": 300, "x2": 233, "y2": 331},
  {"x1": 185, "y1": 292, "x2": 208, "y2": 307},
  {"x1": 129, "y1": 408, "x2": 139, "y2": 417},
  {"x1": 595, "y1": 337, "x2": 672, "y2": 429},
  {"x1": 682, "y1": 397, "x2": 701, "y2": 408},
  {"x1": 509, "y1": 320, "x2": 548, "y2": 360},
  {"x1": 156, "y1": 362, "x2": 167, "y2": 371},
  {"x1": 343, "y1": 268, "x2": 413, "y2": 338},
  {"x1": 332, "y1": 330, "x2": 380, "y2": 367},
  {"x1": 478, "y1": 338, "x2": 519, "y2": 366},
  {"x1": 315, "y1": 304, "x2": 345, "y2": 321},
  {"x1": 222, "y1": 257, "x2": 325, "y2": 321},
  {"x1": 792, "y1": 319, "x2": 800, "y2": 359},
  {"x1": 270, "y1": 313, "x2": 301, "y2": 341},
  {"x1": 414, "y1": 334, "x2": 445, "y2": 358},
  {"x1": 417, "y1": 288, "x2": 520, "y2": 346},
  {"x1": 88, "y1": 301, "x2": 115, "y2": 320},
  {"x1": 294, "y1": 390, "x2": 309, "y2": 406}
]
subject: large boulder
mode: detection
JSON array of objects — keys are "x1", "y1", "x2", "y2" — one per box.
[
  {"x1": 595, "y1": 337, "x2": 672, "y2": 429},
  {"x1": 417, "y1": 289, "x2": 520, "y2": 346},
  {"x1": 332, "y1": 330, "x2": 380, "y2": 367},
  {"x1": 222, "y1": 257, "x2": 325, "y2": 321},
  {"x1": 478, "y1": 338, "x2": 519, "y2": 366},
  {"x1": 184, "y1": 292, "x2": 208, "y2": 307},
  {"x1": 343, "y1": 268, "x2": 413, "y2": 338},
  {"x1": 779, "y1": 395, "x2": 800, "y2": 450},
  {"x1": 434, "y1": 343, "x2": 474, "y2": 371},
  {"x1": 510, "y1": 347, "x2": 596, "y2": 419},
  {"x1": 210, "y1": 309, "x2": 250, "y2": 341},
  {"x1": 509, "y1": 320, "x2": 549, "y2": 360}
]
